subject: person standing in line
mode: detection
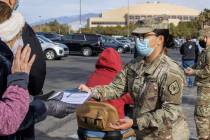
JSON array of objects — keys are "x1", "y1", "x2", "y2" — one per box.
[
  {"x1": 79, "y1": 22, "x2": 190, "y2": 140},
  {"x1": 0, "y1": 46, "x2": 35, "y2": 136},
  {"x1": 185, "y1": 28, "x2": 210, "y2": 140},
  {"x1": 180, "y1": 37, "x2": 199, "y2": 87},
  {"x1": 0, "y1": 2, "x2": 76, "y2": 140}
]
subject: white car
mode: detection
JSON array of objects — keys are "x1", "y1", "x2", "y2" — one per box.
[{"x1": 37, "y1": 35, "x2": 69, "y2": 60}]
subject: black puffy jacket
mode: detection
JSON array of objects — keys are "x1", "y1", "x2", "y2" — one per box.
[
  {"x1": 180, "y1": 41, "x2": 199, "y2": 61},
  {"x1": 0, "y1": 41, "x2": 13, "y2": 96},
  {"x1": 0, "y1": 23, "x2": 46, "y2": 140},
  {"x1": 0, "y1": 23, "x2": 46, "y2": 96}
]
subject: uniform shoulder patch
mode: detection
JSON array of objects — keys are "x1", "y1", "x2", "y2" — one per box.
[{"x1": 168, "y1": 80, "x2": 180, "y2": 95}]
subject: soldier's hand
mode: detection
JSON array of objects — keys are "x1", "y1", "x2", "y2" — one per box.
[
  {"x1": 184, "y1": 67, "x2": 194, "y2": 76},
  {"x1": 79, "y1": 84, "x2": 91, "y2": 93},
  {"x1": 12, "y1": 45, "x2": 36, "y2": 74},
  {"x1": 110, "y1": 119, "x2": 133, "y2": 130}
]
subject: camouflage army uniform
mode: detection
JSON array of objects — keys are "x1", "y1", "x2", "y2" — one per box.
[
  {"x1": 193, "y1": 45, "x2": 210, "y2": 139},
  {"x1": 91, "y1": 53, "x2": 189, "y2": 140}
]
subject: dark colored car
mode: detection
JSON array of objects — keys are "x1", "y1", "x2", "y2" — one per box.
[
  {"x1": 58, "y1": 34, "x2": 104, "y2": 56},
  {"x1": 101, "y1": 36, "x2": 130, "y2": 53},
  {"x1": 116, "y1": 37, "x2": 135, "y2": 53},
  {"x1": 36, "y1": 32, "x2": 62, "y2": 42}
]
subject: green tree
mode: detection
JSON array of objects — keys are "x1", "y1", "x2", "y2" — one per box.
[
  {"x1": 32, "y1": 20, "x2": 73, "y2": 35},
  {"x1": 197, "y1": 9, "x2": 210, "y2": 28},
  {"x1": 81, "y1": 24, "x2": 138, "y2": 36}
]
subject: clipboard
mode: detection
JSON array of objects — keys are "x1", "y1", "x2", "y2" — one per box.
[{"x1": 49, "y1": 88, "x2": 91, "y2": 105}]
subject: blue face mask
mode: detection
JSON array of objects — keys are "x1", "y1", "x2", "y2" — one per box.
[
  {"x1": 136, "y1": 38, "x2": 154, "y2": 57},
  {"x1": 135, "y1": 38, "x2": 154, "y2": 57}
]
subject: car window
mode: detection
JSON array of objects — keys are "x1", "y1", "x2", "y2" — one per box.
[
  {"x1": 109, "y1": 38, "x2": 117, "y2": 44},
  {"x1": 38, "y1": 36, "x2": 53, "y2": 43},
  {"x1": 72, "y1": 35, "x2": 85, "y2": 40},
  {"x1": 85, "y1": 35, "x2": 99, "y2": 41},
  {"x1": 44, "y1": 33, "x2": 60, "y2": 39},
  {"x1": 63, "y1": 35, "x2": 72, "y2": 40},
  {"x1": 45, "y1": 34, "x2": 55, "y2": 38}
]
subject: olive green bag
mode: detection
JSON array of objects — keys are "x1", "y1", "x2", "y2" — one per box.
[{"x1": 76, "y1": 101, "x2": 119, "y2": 131}]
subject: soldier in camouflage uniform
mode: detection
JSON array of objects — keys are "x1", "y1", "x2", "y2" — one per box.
[
  {"x1": 185, "y1": 27, "x2": 210, "y2": 140},
  {"x1": 80, "y1": 22, "x2": 189, "y2": 140}
]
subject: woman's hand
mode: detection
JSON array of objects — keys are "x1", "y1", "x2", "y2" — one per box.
[
  {"x1": 184, "y1": 67, "x2": 194, "y2": 76},
  {"x1": 78, "y1": 84, "x2": 91, "y2": 93},
  {"x1": 12, "y1": 45, "x2": 36, "y2": 74},
  {"x1": 110, "y1": 119, "x2": 133, "y2": 130}
]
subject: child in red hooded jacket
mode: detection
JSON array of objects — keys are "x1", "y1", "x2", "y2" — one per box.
[{"x1": 86, "y1": 48, "x2": 133, "y2": 119}]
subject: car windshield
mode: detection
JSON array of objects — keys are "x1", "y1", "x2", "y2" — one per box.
[{"x1": 38, "y1": 35, "x2": 53, "y2": 43}]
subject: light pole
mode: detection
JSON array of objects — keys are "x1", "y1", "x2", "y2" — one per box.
[
  {"x1": 68, "y1": 24, "x2": 71, "y2": 34},
  {"x1": 79, "y1": 0, "x2": 82, "y2": 33},
  {"x1": 38, "y1": 16, "x2": 42, "y2": 32},
  {"x1": 127, "y1": 0, "x2": 130, "y2": 37}
]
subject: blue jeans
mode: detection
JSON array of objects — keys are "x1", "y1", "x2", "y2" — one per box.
[
  {"x1": 182, "y1": 59, "x2": 195, "y2": 87},
  {"x1": 78, "y1": 128, "x2": 133, "y2": 140}
]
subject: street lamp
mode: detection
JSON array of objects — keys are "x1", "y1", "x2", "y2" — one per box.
[
  {"x1": 38, "y1": 16, "x2": 42, "y2": 32},
  {"x1": 127, "y1": 0, "x2": 130, "y2": 37},
  {"x1": 79, "y1": 0, "x2": 82, "y2": 33}
]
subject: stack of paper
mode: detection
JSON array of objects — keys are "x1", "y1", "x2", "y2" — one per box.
[{"x1": 49, "y1": 88, "x2": 92, "y2": 105}]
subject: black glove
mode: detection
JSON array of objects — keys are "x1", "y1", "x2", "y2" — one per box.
[{"x1": 45, "y1": 92, "x2": 77, "y2": 118}]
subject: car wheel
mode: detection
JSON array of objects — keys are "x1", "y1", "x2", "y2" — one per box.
[
  {"x1": 82, "y1": 47, "x2": 92, "y2": 56},
  {"x1": 117, "y1": 47, "x2": 123, "y2": 53},
  {"x1": 45, "y1": 49, "x2": 56, "y2": 60}
]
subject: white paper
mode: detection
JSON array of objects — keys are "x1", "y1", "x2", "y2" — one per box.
[
  {"x1": 48, "y1": 88, "x2": 91, "y2": 105},
  {"x1": 61, "y1": 91, "x2": 91, "y2": 104}
]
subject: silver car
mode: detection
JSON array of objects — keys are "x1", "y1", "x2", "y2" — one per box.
[{"x1": 37, "y1": 35, "x2": 69, "y2": 60}]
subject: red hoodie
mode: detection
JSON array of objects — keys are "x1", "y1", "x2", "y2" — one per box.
[{"x1": 86, "y1": 48, "x2": 133, "y2": 119}]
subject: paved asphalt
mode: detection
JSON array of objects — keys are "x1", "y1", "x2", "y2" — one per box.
[{"x1": 35, "y1": 49, "x2": 197, "y2": 140}]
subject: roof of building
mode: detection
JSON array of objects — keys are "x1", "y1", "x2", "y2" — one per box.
[{"x1": 101, "y1": 3, "x2": 200, "y2": 18}]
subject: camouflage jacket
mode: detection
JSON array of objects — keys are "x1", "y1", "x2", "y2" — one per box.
[
  {"x1": 91, "y1": 53, "x2": 186, "y2": 131},
  {"x1": 194, "y1": 46, "x2": 210, "y2": 87}
]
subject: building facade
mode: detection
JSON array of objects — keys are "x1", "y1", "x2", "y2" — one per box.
[{"x1": 88, "y1": 2, "x2": 200, "y2": 27}]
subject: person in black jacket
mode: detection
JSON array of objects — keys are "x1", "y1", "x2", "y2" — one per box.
[
  {"x1": 0, "y1": 1, "x2": 76, "y2": 140},
  {"x1": 180, "y1": 37, "x2": 199, "y2": 87},
  {"x1": 0, "y1": 1, "x2": 46, "y2": 139},
  {"x1": 2, "y1": 0, "x2": 46, "y2": 97}
]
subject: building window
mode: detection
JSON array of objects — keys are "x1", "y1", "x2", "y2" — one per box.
[
  {"x1": 171, "y1": 15, "x2": 176, "y2": 19},
  {"x1": 141, "y1": 15, "x2": 146, "y2": 19},
  {"x1": 183, "y1": 16, "x2": 189, "y2": 20},
  {"x1": 177, "y1": 16, "x2": 183, "y2": 20},
  {"x1": 129, "y1": 16, "x2": 134, "y2": 19},
  {"x1": 189, "y1": 16, "x2": 195, "y2": 20},
  {"x1": 91, "y1": 22, "x2": 125, "y2": 25}
]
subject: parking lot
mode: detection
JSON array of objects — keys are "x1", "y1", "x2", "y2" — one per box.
[{"x1": 35, "y1": 49, "x2": 197, "y2": 140}]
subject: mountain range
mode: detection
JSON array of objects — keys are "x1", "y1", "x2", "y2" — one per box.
[{"x1": 32, "y1": 13, "x2": 99, "y2": 30}]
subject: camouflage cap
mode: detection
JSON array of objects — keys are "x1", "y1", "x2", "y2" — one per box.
[
  {"x1": 199, "y1": 27, "x2": 210, "y2": 37},
  {"x1": 132, "y1": 18, "x2": 169, "y2": 35}
]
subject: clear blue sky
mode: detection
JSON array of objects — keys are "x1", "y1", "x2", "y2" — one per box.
[{"x1": 18, "y1": 0, "x2": 210, "y2": 24}]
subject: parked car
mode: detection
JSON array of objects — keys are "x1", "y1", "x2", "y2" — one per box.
[
  {"x1": 37, "y1": 32, "x2": 62, "y2": 42},
  {"x1": 58, "y1": 34, "x2": 104, "y2": 56},
  {"x1": 116, "y1": 37, "x2": 135, "y2": 53},
  {"x1": 101, "y1": 36, "x2": 130, "y2": 53},
  {"x1": 36, "y1": 35, "x2": 69, "y2": 60},
  {"x1": 173, "y1": 38, "x2": 186, "y2": 48}
]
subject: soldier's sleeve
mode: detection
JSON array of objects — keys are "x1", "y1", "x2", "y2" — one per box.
[
  {"x1": 193, "y1": 51, "x2": 210, "y2": 78},
  {"x1": 91, "y1": 67, "x2": 128, "y2": 101},
  {"x1": 136, "y1": 70, "x2": 184, "y2": 130}
]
